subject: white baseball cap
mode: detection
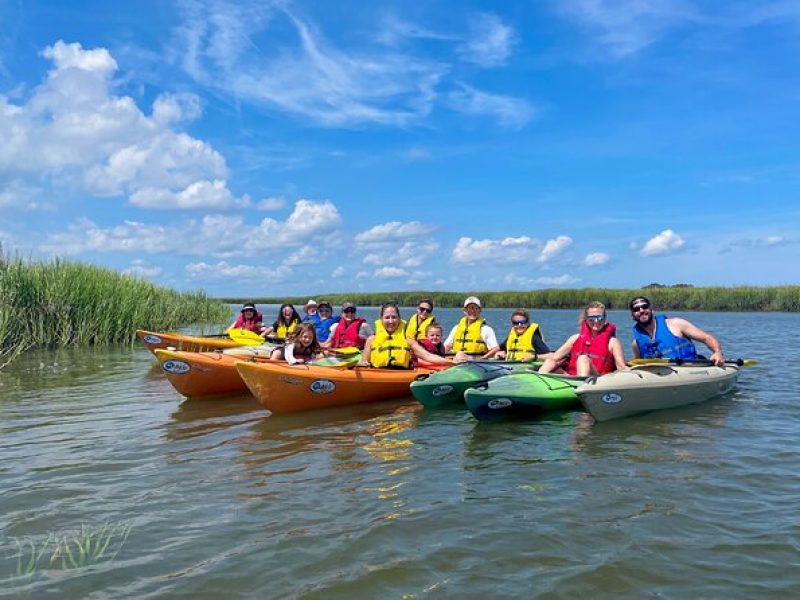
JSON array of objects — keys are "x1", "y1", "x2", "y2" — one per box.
[{"x1": 463, "y1": 296, "x2": 481, "y2": 308}]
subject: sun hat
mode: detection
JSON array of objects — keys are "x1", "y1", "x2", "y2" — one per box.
[
  {"x1": 305, "y1": 299, "x2": 318, "y2": 307},
  {"x1": 241, "y1": 302, "x2": 257, "y2": 312},
  {"x1": 341, "y1": 302, "x2": 356, "y2": 311},
  {"x1": 463, "y1": 296, "x2": 481, "y2": 308}
]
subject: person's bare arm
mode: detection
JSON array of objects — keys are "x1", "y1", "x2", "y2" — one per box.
[
  {"x1": 670, "y1": 318, "x2": 724, "y2": 366},
  {"x1": 408, "y1": 338, "x2": 450, "y2": 365},
  {"x1": 360, "y1": 336, "x2": 375, "y2": 365},
  {"x1": 609, "y1": 338, "x2": 627, "y2": 370},
  {"x1": 631, "y1": 339, "x2": 641, "y2": 359}
]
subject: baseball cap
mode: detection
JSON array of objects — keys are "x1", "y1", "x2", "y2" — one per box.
[
  {"x1": 341, "y1": 302, "x2": 356, "y2": 311},
  {"x1": 463, "y1": 296, "x2": 481, "y2": 308},
  {"x1": 241, "y1": 302, "x2": 257, "y2": 312}
]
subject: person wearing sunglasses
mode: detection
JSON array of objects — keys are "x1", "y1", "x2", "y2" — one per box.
[
  {"x1": 444, "y1": 296, "x2": 499, "y2": 362},
  {"x1": 405, "y1": 299, "x2": 436, "y2": 341},
  {"x1": 629, "y1": 296, "x2": 725, "y2": 366},
  {"x1": 225, "y1": 302, "x2": 263, "y2": 333},
  {"x1": 483, "y1": 309, "x2": 553, "y2": 362},
  {"x1": 313, "y1": 301, "x2": 340, "y2": 343},
  {"x1": 324, "y1": 302, "x2": 372, "y2": 350},
  {"x1": 538, "y1": 301, "x2": 627, "y2": 377}
]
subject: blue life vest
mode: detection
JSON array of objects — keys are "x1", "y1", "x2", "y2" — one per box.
[
  {"x1": 632, "y1": 314, "x2": 698, "y2": 360},
  {"x1": 316, "y1": 316, "x2": 340, "y2": 342}
]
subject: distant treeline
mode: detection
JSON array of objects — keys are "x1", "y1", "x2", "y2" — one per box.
[
  {"x1": 224, "y1": 285, "x2": 800, "y2": 312},
  {"x1": 0, "y1": 251, "x2": 229, "y2": 368}
]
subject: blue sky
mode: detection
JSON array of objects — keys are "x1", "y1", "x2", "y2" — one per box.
[{"x1": 1, "y1": 0, "x2": 799, "y2": 297}]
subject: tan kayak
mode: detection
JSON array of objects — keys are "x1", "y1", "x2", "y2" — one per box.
[{"x1": 577, "y1": 363, "x2": 740, "y2": 422}]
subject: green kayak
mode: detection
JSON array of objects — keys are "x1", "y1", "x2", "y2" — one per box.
[
  {"x1": 410, "y1": 361, "x2": 540, "y2": 408},
  {"x1": 464, "y1": 372, "x2": 585, "y2": 421}
]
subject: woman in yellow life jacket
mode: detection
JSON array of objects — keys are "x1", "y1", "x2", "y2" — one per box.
[
  {"x1": 261, "y1": 303, "x2": 301, "y2": 341},
  {"x1": 483, "y1": 309, "x2": 554, "y2": 362},
  {"x1": 443, "y1": 296, "x2": 499, "y2": 362},
  {"x1": 362, "y1": 303, "x2": 450, "y2": 368},
  {"x1": 405, "y1": 298, "x2": 436, "y2": 340}
]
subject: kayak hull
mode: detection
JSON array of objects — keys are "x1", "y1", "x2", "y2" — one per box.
[
  {"x1": 577, "y1": 364, "x2": 740, "y2": 422},
  {"x1": 410, "y1": 361, "x2": 540, "y2": 408},
  {"x1": 235, "y1": 362, "x2": 433, "y2": 414},
  {"x1": 155, "y1": 349, "x2": 249, "y2": 397},
  {"x1": 137, "y1": 329, "x2": 242, "y2": 355},
  {"x1": 464, "y1": 373, "x2": 584, "y2": 421}
]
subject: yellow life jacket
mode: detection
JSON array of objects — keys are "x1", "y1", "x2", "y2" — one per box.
[
  {"x1": 505, "y1": 322, "x2": 541, "y2": 360},
  {"x1": 452, "y1": 317, "x2": 487, "y2": 355},
  {"x1": 405, "y1": 314, "x2": 435, "y2": 340},
  {"x1": 369, "y1": 324, "x2": 412, "y2": 369},
  {"x1": 275, "y1": 320, "x2": 299, "y2": 341}
]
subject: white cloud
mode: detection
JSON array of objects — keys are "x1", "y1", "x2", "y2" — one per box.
[
  {"x1": 331, "y1": 266, "x2": 346, "y2": 278},
  {"x1": 641, "y1": 229, "x2": 685, "y2": 256},
  {"x1": 123, "y1": 259, "x2": 163, "y2": 279},
  {"x1": 0, "y1": 180, "x2": 43, "y2": 210},
  {"x1": 374, "y1": 266, "x2": 408, "y2": 279},
  {"x1": 186, "y1": 261, "x2": 292, "y2": 281},
  {"x1": 129, "y1": 179, "x2": 249, "y2": 210},
  {"x1": 556, "y1": 0, "x2": 696, "y2": 58},
  {"x1": 452, "y1": 235, "x2": 539, "y2": 264},
  {"x1": 583, "y1": 251, "x2": 610, "y2": 266},
  {"x1": 535, "y1": 274, "x2": 579, "y2": 286},
  {"x1": 764, "y1": 235, "x2": 784, "y2": 246},
  {"x1": 0, "y1": 40, "x2": 236, "y2": 209},
  {"x1": 448, "y1": 84, "x2": 536, "y2": 129},
  {"x1": 257, "y1": 197, "x2": 286, "y2": 210},
  {"x1": 355, "y1": 220, "x2": 437, "y2": 244},
  {"x1": 537, "y1": 235, "x2": 572, "y2": 263},
  {"x1": 41, "y1": 199, "x2": 342, "y2": 259},
  {"x1": 285, "y1": 245, "x2": 316, "y2": 266},
  {"x1": 458, "y1": 13, "x2": 517, "y2": 67},
  {"x1": 172, "y1": 2, "x2": 445, "y2": 127}
]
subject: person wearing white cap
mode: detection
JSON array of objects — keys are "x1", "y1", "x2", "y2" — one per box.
[
  {"x1": 302, "y1": 299, "x2": 320, "y2": 326},
  {"x1": 444, "y1": 296, "x2": 498, "y2": 361}
]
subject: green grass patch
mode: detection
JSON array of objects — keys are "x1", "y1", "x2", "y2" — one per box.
[
  {"x1": 229, "y1": 285, "x2": 800, "y2": 312},
  {"x1": 0, "y1": 249, "x2": 229, "y2": 367}
]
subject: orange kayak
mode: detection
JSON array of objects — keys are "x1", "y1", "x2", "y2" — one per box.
[
  {"x1": 138, "y1": 329, "x2": 243, "y2": 355},
  {"x1": 235, "y1": 361, "x2": 436, "y2": 414},
  {"x1": 155, "y1": 349, "x2": 251, "y2": 397}
]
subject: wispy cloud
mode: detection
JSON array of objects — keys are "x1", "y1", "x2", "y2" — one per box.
[
  {"x1": 555, "y1": 0, "x2": 697, "y2": 58},
  {"x1": 448, "y1": 83, "x2": 536, "y2": 129},
  {"x1": 355, "y1": 220, "x2": 437, "y2": 244},
  {"x1": 172, "y1": 1, "x2": 446, "y2": 127},
  {"x1": 186, "y1": 260, "x2": 292, "y2": 281},
  {"x1": 583, "y1": 251, "x2": 610, "y2": 266},
  {"x1": 537, "y1": 235, "x2": 573, "y2": 263},
  {"x1": 452, "y1": 236, "x2": 539, "y2": 264},
  {"x1": 458, "y1": 13, "x2": 517, "y2": 67}
]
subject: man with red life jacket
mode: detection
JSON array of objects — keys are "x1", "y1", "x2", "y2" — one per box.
[
  {"x1": 323, "y1": 302, "x2": 373, "y2": 350},
  {"x1": 225, "y1": 302, "x2": 263, "y2": 333},
  {"x1": 538, "y1": 301, "x2": 627, "y2": 377}
]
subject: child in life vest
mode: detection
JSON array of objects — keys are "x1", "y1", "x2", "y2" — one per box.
[{"x1": 270, "y1": 322, "x2": 324, "y2": 364}]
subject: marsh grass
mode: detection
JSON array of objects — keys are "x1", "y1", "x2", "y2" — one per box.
[
  {"x1": 0, "y1": 249, "x2": 229, "y2": 367},
  {"x1": 244, "y1": 286, "x2": 800, "y2": 312},
  {"x1": 9, "y1": 521, "x2": 132, "y2": 580}
]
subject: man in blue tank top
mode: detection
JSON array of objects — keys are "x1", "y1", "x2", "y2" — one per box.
[{"x1": 629, "y1": 296, "x2": 725, "y2": 366}]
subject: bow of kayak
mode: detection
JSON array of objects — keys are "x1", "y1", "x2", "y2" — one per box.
[
  {"x1": 138, "y1": 329, "x2": 242, "y2": 355},
  {"x1": 155, "y1": 349, "x2": 250, "y2": 398},
  {"x1": 464, "y1": 372, "x2": 584, "y2": 421}
]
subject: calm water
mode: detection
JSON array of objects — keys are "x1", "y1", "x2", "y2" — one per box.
[{"x1": 1, "y1": 307, "x2": 798, "y2": 598}]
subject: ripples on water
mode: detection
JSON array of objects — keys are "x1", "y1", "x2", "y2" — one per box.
[{"x1": 1, "y1": 310, "x2": 799, "y2": 598}]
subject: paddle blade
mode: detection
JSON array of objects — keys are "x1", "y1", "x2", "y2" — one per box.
[
  {"x1": 228, "y1": 328, "x2": 267, "y2": 346},
  {"x1": 329, "y1": 346, "x2": 361, "y2": 356},
  {"x1": 312, "y1": 353, "x2": 361, "y2": 369}
]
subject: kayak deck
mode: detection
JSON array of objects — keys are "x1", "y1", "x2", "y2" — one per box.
[{"x1": 464, "y1": 372, "x2": 584, "y2": 421}]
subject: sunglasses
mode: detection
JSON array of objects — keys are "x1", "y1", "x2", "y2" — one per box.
[
  {"x1": 586, "y1": 315, "x2": 606, "y2": 322},
  {"x1": 631, "y1": 303, "x2": 651, "y2": 313},
  {"x1": 512, "y1": 320, "x2": 528, "y2": 326},
  {"x1": 343, "y1": 308, "x2": 356, "y2": 313},
  {"x1": 418, "y1": 306, "x2": 432, "y2": 313}
]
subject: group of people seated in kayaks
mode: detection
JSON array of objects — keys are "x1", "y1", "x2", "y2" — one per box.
[{"x1": 226, "y1": 294, "x2": 725, "y2": 371}]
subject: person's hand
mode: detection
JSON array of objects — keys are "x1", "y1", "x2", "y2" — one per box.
[
  {"x1": 453, "y1": 351, "x2": 470, "y2": 363},
  {"x1": 710, "y1": 351, "x2": 725, "y2": 367}
]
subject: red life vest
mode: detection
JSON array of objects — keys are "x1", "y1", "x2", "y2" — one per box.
[
  {"x1": 330, "y1": 318, "x2": 367, "y2": 349},
  {"x1": 418, "y1": 338, "x2": 445, "y2": 356},
  {"x1": 233, "y1": 311, "x2": 263, "y2": 332},
  {"x1": 566, "y1": 321, "x2": 617, "y2": 376}
]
